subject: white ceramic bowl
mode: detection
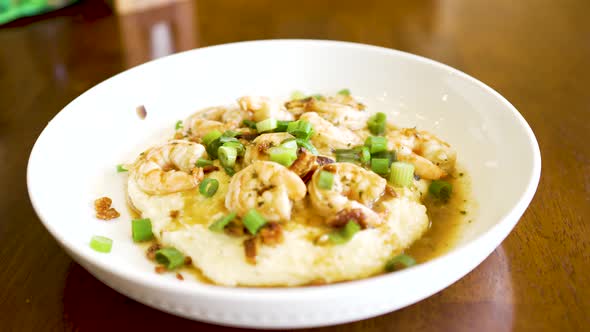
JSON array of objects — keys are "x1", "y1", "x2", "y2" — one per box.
[{"x1": 27, "y1": 40, "x2": 541, "y2": 329}]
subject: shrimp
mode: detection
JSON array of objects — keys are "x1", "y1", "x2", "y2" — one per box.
[
  {"x1": 308, "y1": 163, "x2": 386, "y2": 227},
  {"x1": 237, "y1": 96, "x2": 294, "y2": 122},
  {"x1": 305, "y1": 97, "x2": 368, "y2": 130},
  {"x1": 185, "y1": 106, "x2": 251, "y2": 139},
  {"x1": 243, "y1": 132, "x2": 295, "y2": 165},
  {"x1": 387, "y1": 128, "x2": 456, "y2": 180},
  {"x1": 299, "y1": 112, "x2": 362, "y2": 155},
  {"x1": 225, "y1": 161, "x2": 307, "y2": 222},
  {"x1": 284, "y1": 96, "x2": 367, "y2": 130},
  {"x1": 131, "y1": 140, "x2": 206, "y2": 195}
]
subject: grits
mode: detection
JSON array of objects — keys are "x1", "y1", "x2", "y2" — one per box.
[{"x1": 127, "y1": 173, "x2": 429, "y2": 286}]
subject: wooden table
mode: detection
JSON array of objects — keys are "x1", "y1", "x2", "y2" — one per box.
[{"x1": 1, "y1": 0, "x2": 588, "y2": 331}]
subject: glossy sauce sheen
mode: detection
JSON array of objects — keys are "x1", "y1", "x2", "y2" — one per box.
[
  {"x1": 406, "y1": 170, "x2": 473, "y2": 263},
  {"x1": 164, "y1": 166, "x2": 473, "y2": 285}
]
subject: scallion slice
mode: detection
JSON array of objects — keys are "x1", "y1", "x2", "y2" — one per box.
[
  {"x1": 389, "y1": 161, "x2": 415, "y2": 187},
  {"x1": 256, "y1": 118, "x2": 278, "y2": 133},
  {"x1": 205, "y1": 138, "x2": 223, "y2": 159},
  {"x1": 223, "y1": 166, "x2": 236, "y2": 176},
  {"x1": 116, "y1": 164, "x2": 128, "y2": 173},
  {"x1": 275, "y1": 120, "x2": 292, "y2": 132},
  {"x1": 291, "y1": 90, "x2": 306, "y2": 100},
  {"x1": 223, "y1": 130, "x2": 240, "y2": 137},
  {"x1": 155, "y1": 247, "x2": 185, "y2": 270},
  {"x1": 295, "y1": 139, "x2": 318, "y2": 155},
  {"x1": 175, "y1": 120, "x2": 183, "y2": 130},
  {"x1": 354, "y1": 146, "x2": 371, "y2": 163},
  {"x1": 328, "y1": 220, "x2": 361, "y2": 244},
  {"x1": 202, "y1": 130, "x2": 222, "y2": 146},
  {"x1": 195, "y1": 158, "x2": 213, "y2": 167},
  {"x1": 371, "y1": 158, "x2": 390, "y2": 175},
  {"x1": 218, "y1": 146, "x2": 237, "y2": 167},
  {"x1": 223, "y1": 141, "x2": 245, "y2": 156},
  {"x1": 372, "y1": 150, "x2": 397, "y2": 165},
  {"x1": 311, "y1": 94, "x2": 323, "y2": 100},
  {"x1": 385, "y1": 254, "x2": 416, "y2": 272},
  {"x1": 242, "y1": 119, "x2": 257, "y2": 129},
  {"x1": 335, "y1": 149, "x2": 359, "y2": 163},
  {"x1": 280, "y1": 138, "x2": 298, "y2": 150},
  {"x1": 199, "y1": 178, "x2": 219, "y2": 197},
  {"x1": 269, "y1": 146, "x2": 297, "y2": 167},
  {"x1": 317, "y1": 171, "x2": 334, "y2": 190},
  {"x1": 365, "y1": 136, "x2": 388, "y2": 154},
  {"x1": 209, "y1": 212, "x2": 237, "y2": 232},
  {"x1": 132, "y1": 218, "x2": 153, "y2": 242},
  {"x1": 429, "y1": 180, "x2": 453, "y2": 202},
  {"x1": 337, "y1": 88, "x2": 351, "y2": 96},
  {"x1": 287, "y1": 120, "x2": 313, "y2": 140},
  {"x1": 90, "y1": 235, "x2": 113, "y2": 253},
  {"x1": 243, "y1": 209, "x2": 267, "y2": 235},
  {"x1": 367, "y1": 112, "x2": 386, "y2": 135}
]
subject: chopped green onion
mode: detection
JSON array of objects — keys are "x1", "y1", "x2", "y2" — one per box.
[
  {"x1": 218, "y1": 146, "x2": 237, "y2": 167},
  {"x1": 132, "y1": 218, "x2": 153, "y2": 242},
  {"x1": 223, "y1": 141, "x2": 245, "y2": 156},
  {"x1": 275, "y1": 120, "x2": 292, "y2": 132},
  {"x1": 209, "y1": 212, "x2": 237, "y2": 232},
  {"x1": 205, "y1": 138, "x2": 223, "y2": 159},
  {"x1": 329, "y1": 220, "x2": 361, "y2": 244},
  {"x1": 269, "y1": 146, "x2": 298, "y2": 167},
  {"x1": 291, "y1": 90, "x2": 306, "y2": 100},
  {"x1": 223, "y1": 166, "x2": 236, "y2": 176},
  {"x1": 389, "y1": 162, "x2": 415, "y2": 187},
  {"x1": 311, "y1": 94, "x2": 323, "y2": 100},
  {"x1": 429, "y1": 180, "x2": 453, "y2": 202},
  {"x1": 221, "y1": 130, "x2": 241, "y2": 138},
  {"x1": 296, "y1": 138, "x2": 319, "y2": 155},
  {"x1": 280, "y1": 138, "x2": 298, "y2": 150},
  {"x1": 116, "y1": 164, "x2": 128, "y2": 173},
  {"x1": 385, "y1": 254, "x2": 416, "y2": 272},
  {"x1": 90, "y1": 235, "x2": 113, "y2": 253},
  {"x1": 337, "y1": 88, "x2": 351, "y2": 96},
  {"x1": 354, "y1": 146, "x2": 371, "y2": 163},
  {"x1": 372, "y1": 150, "x2": 397, "y2": 165},
  {"x1": 243, "y1": 209, "x2": 267, "y2": 235},
  {"x1": 317, "y1": 170, "x2": 334, "y2": 190},
  {"x1": 287, "y1": 120, "x2": 313, "y2": 140},
  {"x1": 202, "y1": 130, "x2": 222, "y2": 146},
  {"x1": 367, "y1": 112, "x2": 386, "y2": 135},
  {"x1": 371, "y1": 158, "x2": 390, "y2": 175},
  {"x1": 365, "y1": 136, "x2": 388, "y2": 154},
  {"x1": 256, "y1": 118, "x2": 278, "y2": 133},
  {"x1": 199, "y1": 178, "x2": 219, "y2": 197},
  {"x1": 195, "y1": 158, "x2": 214, "y2": 167},
  {"x1": 175, "y1": 120, "x2": 183, "y2": 130},
  {"x1": 335, "y1": 149, "x2": 359, "y2": 163},
  {"x1": 155, "y1": 247, "x2": 185, "y2": 270},
  {"x1": 242, "y1": 119, "x2": 257, "y2": 129}
]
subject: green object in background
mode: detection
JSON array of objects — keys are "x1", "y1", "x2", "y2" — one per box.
[{"x1": 0, "y1": 0, "x2": 78, "y2": 25}]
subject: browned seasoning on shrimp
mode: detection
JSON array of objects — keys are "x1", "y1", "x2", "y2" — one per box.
[{"x1": 327, "y1": 208, "x2": 367, "y2": 228}]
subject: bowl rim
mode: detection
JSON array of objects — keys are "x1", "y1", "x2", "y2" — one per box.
[{"x1": 27, "y1": 39, "x2": 541, "y2": 299}]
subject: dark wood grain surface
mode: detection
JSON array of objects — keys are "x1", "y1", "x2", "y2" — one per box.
[{"x1": 1, "y1": 0, "x2": 589, "y2": 331}]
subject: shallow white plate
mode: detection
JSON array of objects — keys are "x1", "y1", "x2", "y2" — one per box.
[{"x1": 27, "y1": 40, "x2": 541, "y2": 329}]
